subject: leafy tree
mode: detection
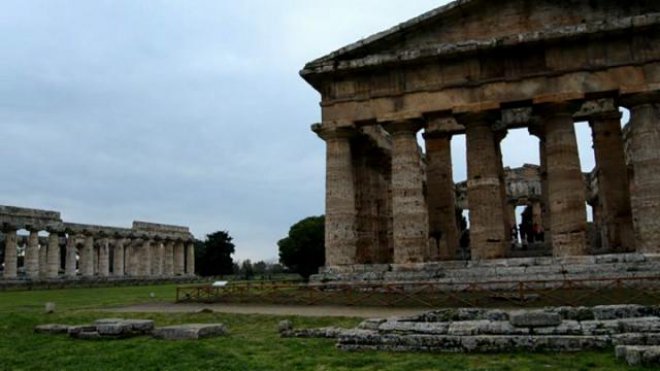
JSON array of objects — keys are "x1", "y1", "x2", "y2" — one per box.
[
  {"x1": 195, "y1": 231, "x2": 235, "y2": 277},
  {"x1": 240, "y1": 259, "x2": 254, "y2": 280},
  {"x1": 252, "y1": 260, "x2": 267, "y2": 276},
  {"x1": 278, "y1": 215, "x2": 325, "y2": 280}
]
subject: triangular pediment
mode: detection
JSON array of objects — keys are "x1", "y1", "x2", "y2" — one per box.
[{"x1": 302, "y1": 0, "x2": 660, "y2": 78}]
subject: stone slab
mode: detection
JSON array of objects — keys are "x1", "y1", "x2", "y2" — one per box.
[
  {"x1": 615, "y1": 345, "x2": 660, "y2": 366},
  {"x1": 34, "y1": 324, "x2": 70, "y2": 334},
  {"x1": 152, "y1": 324, "x2": 227, "y2": 340},
  {"x1": 510, "y1": 310, "x2": 561, "y2": 328}
]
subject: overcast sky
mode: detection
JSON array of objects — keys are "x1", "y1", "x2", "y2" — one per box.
[{"x1": 0, "y1": 0, "x2": 605, "y2": 262}]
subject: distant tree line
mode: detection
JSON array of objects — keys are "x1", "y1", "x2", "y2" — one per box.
[{"x1": 194, "y1": 215, "x2": 325, "y2": 281}]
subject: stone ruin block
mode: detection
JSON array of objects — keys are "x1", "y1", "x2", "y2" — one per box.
[
  {"x1": 152, "y1": 324, "x2": 227, "y2": 340},
  {"x1": 616, "y1": 345, "x2": 660, "y2": 366},
  {"x1": 510, "y1": 310, "x2": 562, "y2": 328},
  {"x1": 34, "y1": 324, "x2": 70, "y2": 334}
]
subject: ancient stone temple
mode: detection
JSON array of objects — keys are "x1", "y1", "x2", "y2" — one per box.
[
  {"x1": 0, "y1": 205, "x2": 196, "y2": 280},
  {"x1": 302, "y1": 1, "x2": 660, "y2": 277}
]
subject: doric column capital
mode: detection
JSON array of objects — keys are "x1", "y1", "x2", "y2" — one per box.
[
  {"x1": 312, "y1": 122, "x2": 357, "y2": 141},
  {"x1": 454, "y1": 109, "x2": 500, "y2": 127},
  {"x1": 533, "y1": 101, "x2": 582, "y2": 118},
  {"x1": 574, "y1": 98, "x2": 621, "y2": 121},
  {"x1": 381, "y1": 118, "x2": 424, "y2": 136},
  {"x1": 423, "y1": 113, "x2": 459, "y2": 140}
]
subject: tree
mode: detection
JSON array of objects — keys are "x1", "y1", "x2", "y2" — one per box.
[
  {"x1": 240, "y1": 259, "x2": 254, "y2": 280},
  {"x1": 278, "y1": 215, "x2": 324, "y2": 280},
  {"x1": 195, "y1": 231, "x2": 235, "y2": 277}
]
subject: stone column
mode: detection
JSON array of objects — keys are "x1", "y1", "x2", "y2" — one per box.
[
  {"x1": 3, "y1": 229, "x2": 18, "y2": 279},
  {"x1": 65, "y1": 234, "x2": 77, "y2": 277},
  {"x1": 424, "y1": 131, "x2": 459, "y2": 260},
  {"x1": 539, "y1": 104, "x2": 587, "y2": 256},
  {"x1": 38, "y1": 236, "x2": 48, "y2": 278},
  {"x1": 174, "y1": 241, "x2": 185, "y2": 275},
  {"x1": 495, "y1": 132, "x2": 514, "y2": 241},
  {"x1": 46, "y1": 232, "x2": 60, "y2": 278},
  {"x1": 80, "y1": 235, "x2": 95, "y2": 277},
  {"x1": 141, "y1": 240, "x2": 152, "y2": 276},
  {"x1": 164, "y1": 240, "x2": 174, "y2": 276},
  {"x1": 98, "y1": 238, "x2": 110, "y2": 277},
  {"x1": 314, "y1": 125, "x2": 359, "y2": 266},
  {"x1": 589, "y1": 110, "x2": 634, "y2": 252},
  {"x1": 113, "y1": 238, "x2": 125, "y2": 276},
  {"x1": 463, "y1": 115, "x2": 507, "y2": 259},
  {"x1": 25, "y1": 230, "x2": 40, "y2": 279},
  {"x1": 126, "y1": 239, "x2": 140, "y2": 276},
  {"x1": 151, "y1": 240, "x2": 162, "y2": 276},
  {"x1": 186, "y1": 242, "x2": 195, "y2": 276},
  {"x1": 627, "y1": 99, "x2": 660, "y2": 252},
  {"x1": 383, "y1": 119, "x2": 429, "y2": 264}
]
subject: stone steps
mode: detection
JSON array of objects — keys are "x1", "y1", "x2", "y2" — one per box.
[
  {"x1": 311, "y1": 254, "x2": 660, "y2": 291},
  {"x1": 281, "y1": 305, "x2": 660, "y2": 365}
]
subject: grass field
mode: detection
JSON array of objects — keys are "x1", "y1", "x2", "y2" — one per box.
[{"x1": 0, "y1": 285, "x2": 648, "y2": 370}]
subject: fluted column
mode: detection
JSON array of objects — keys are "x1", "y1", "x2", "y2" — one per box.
[
  {"x1": 627, "y1": 98, "x2": 660, "y2": 253},
  {"x1": 164, "y1": 240, "x2": 174, "y2": 276},
  {"x1": 424, "y1": 130, "x2": 459, "y2": 260},
  {"x1": 174, "y1": 241, "x2": 185, "y2": 275},
  {"x1": 38, "y1": 236, "x2": 48, "y2": 278},
  {"x1": 540, "y1": 104, "x2": 587, "y2": 256},
  {"x1": 383, "y1": 119, "x2": 429, "y2": 264},
  {"x1": 25, "y1": 230, "x2": 40, "y2": 279},
  {"x1": 463, "y1": 115, "x2": 507, "y2": 259},
  {"x1": 113, "y1": 238, "x2": 125, "y2": 276},
  {"x1": 186, "y1": 242, "x2": 195, "y2": 276},
  {"x1": 314, "y1": 125, "x2": 358, "y2": 266},
  {"x1": 3, "y1": 229, "x2": 18, "y2": 279},
  {"x1": 98, "y1": 238, "x2": 110, "y2": 277},
  {"x1": 46, "y1": 232, "x2": 60, "y2": 278},
  {"x1": 126, "y1": 239, "x2": 139, "y2": 276},
  {"x1": 152, "y1": 240, "x2": 162, "y2": 276},
  {"x1": 80, "y1": 235, "x2": 95, "y2": 277},
  {"x1": 141, "y1": 240, "x2": 152, "y2": 276},
  {"x1": 589, "y1": 110, "x2": 634, "y2": 252},
  {"x1": 65, "y1": 234, "x2": 77, "y2": 277}
]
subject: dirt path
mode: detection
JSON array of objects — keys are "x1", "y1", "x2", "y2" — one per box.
[{"x1": 104, "y1": 302, "x2": 426, "y2": 318}]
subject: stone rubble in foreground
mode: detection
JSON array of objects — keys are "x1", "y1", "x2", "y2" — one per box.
[
  {"x1": 280, "y1": 305, "x2": 660, "y2": 366},
  {"x1": 35, "y1": 318, "x2": 227, "y2": 341}
]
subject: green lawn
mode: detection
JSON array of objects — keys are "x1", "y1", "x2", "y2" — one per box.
[{"x1": 0, "y1": 285, "x2": 648, "y2": 370}]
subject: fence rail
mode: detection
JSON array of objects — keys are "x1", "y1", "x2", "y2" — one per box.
[{"x1": 176, "y1": 276, "x2": 660, "y2": 308}]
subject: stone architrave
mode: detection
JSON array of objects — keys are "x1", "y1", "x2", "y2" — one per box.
[
  {"x1": 80, "y1": 235, "x2": 95, "y2": 277},
  {"x1": 164, "y1": 240, "x2": 174, "y2": 276},
  {"x1": 382, "y1": 119, "x2": 429, "y2": 264},
  {"x1": 65, "y1": 234, "x2": 77, "y2": 277},
  {"x1": 186, "y1": 242, "x2": 195, "y2": 276},
  {"x1": 424, "y1": 129, "x2": 459, "y2": 261},
  {"x1": 3, "y1": 229, "x2": 18, "y2": 278},
  {"x1": 47, "y1": 232, "x2": 60, "y2": 278},
  {"x1": 463, "y1": 116, "x2": 507, "y2": 259},
  {"x1": 174, "y1": 241, "x2": 185, "y2": 275},
  {"x1": 25, "y1": 230, "x2": 40, "y2": 279},
  {"x1": 627, "y1": 100, "x2": 660, "y2": 253},
  {"x1": 112, "y1": 238, "x2": 125, "y2": 276},
  {"x1": 540, "y1": 104, "x2": 587, "y2": 256},
  {"x1": 314, "y1": 124, "x2": 359, "y2": 266},
  {"x1": 588, "y1": 110, "x2": 634, "y2": 253},
  {"x1": 98, "y1": 238, "x2": 110, "y2": 277}
]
